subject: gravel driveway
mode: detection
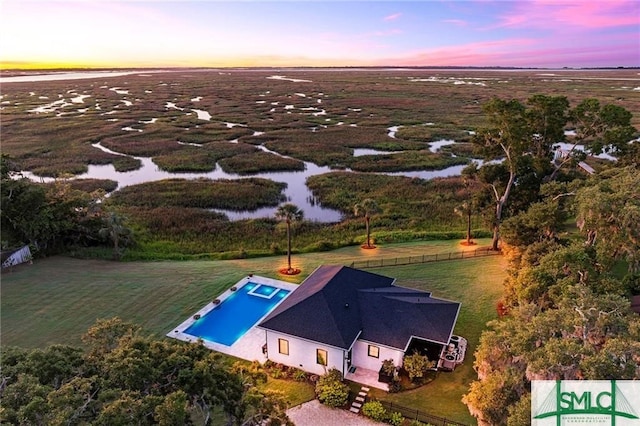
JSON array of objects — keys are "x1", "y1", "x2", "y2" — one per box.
[{"x1": 286, "y1": 400, "x2": 382, "y2": 426}]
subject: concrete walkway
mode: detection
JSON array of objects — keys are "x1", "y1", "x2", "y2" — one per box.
[{"x1": 286, "y1": 400, "x2": 382, "y2": 426}]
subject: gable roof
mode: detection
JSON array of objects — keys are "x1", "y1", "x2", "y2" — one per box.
[{"x1": 258, "y1": 265, "x2": 460, "y2": 350}]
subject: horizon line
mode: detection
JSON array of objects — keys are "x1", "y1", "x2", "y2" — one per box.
[{"x1": 3, "y1": 65, "x2": 639, "y2": 72}]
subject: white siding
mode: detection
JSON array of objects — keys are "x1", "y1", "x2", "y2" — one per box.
[
  {"x1": 352, "y1": 339, "x2": 403, "y2": 371},
  {"x1": 265, "y1": 330, "x2": 346, "y2": 376},
  {"x1": 2, "y1": 245, "x2": 32, "y2": 269}
]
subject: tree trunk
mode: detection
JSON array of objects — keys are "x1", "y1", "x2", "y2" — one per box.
[
  {"x1": 490, "y1": 160, "x2": 515, "y2": 252},
  {"x1": 113, "y1": 233, "x2": 119, "y2": 261},
  {"x1": 491, "y1": 224, "x2": 500, "y2": 251},
  {"x1": 365, "y1": 216, "x2": 371, "y2": 247},
  {"x1": 286, "y1": 221, "x2": 292, "y2": 271}
]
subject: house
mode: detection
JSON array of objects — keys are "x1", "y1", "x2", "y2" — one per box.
[{"x1": 257, "y1": 265, "x2": 462, "y2": 389}]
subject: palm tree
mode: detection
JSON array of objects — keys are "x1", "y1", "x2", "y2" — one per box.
[
  {"x1": 99, "y1": 212, "x2": 133, "y2": 260},
  {"x1": 354, "y1": 199, "x2": 381, "y2": 249},
  {"x1": 454, "y1": 201, "x2": 473, "y2": 245},
  {"x1": 275, "y1": 203, "x2": 304, "y2": 273}
]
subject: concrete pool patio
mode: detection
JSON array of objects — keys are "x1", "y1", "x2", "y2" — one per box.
[{"x1": 168, "y1": 274, "x2": 297, "y2": 361}]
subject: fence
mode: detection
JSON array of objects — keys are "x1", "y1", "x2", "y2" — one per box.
[
  {"x1": 378, "y1": 400, "x2": 467, "y2": 426},
  {"x1": 349, "y1": 247, "x2": 500, "y2": 269}
]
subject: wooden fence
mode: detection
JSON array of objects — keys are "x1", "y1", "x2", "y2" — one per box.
[
  {"x1": 378, "y1": 400, "x2": 468, "y2": 426},
  {"x1": 349, "y1": 247, "x2": 500, "y2": 269}
]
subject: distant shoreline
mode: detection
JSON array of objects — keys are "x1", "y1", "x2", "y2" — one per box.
[
  {"x1": 2, "y1": 65, "x2": 638, "y2": 75},
  {"x1": 2, "y1": 66, "x2": 637, "y2": 84}
]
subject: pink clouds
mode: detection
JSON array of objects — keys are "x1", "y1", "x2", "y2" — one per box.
[
  {"x1": 494, "y1": 0, "x2": 639, "y2": 29},
  {"x1": 377, "y1": 35, "x2": 638, "y2": 68},
  {"x1": 383, "y1": 12, "x2": 402, "y2": 22}
]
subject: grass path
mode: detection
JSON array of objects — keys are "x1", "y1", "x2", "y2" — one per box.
[{"x1": 1, "y1": 238, "x2": 504, "y2": 424}]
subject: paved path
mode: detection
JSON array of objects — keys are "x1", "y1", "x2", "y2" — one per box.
[{"x1": 286, "y1": 400, "x2": 382, "y2": 426}]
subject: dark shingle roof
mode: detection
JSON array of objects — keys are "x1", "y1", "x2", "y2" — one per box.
[{"x1": 258, "y1": 265, "x2": 461, "y2": 350}]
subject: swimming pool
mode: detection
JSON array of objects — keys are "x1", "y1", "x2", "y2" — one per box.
[{"x1": 184, "y1": 282, "x2": 290, "y2": 346}]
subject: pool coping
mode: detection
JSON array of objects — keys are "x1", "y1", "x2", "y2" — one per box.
[{"x1": 167, "y1": 274, "x2": 297, "y2": 362}]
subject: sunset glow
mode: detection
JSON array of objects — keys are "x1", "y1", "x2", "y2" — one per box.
[{"x1": 1, "y1": 0, "x2": 638, "y2": 69}]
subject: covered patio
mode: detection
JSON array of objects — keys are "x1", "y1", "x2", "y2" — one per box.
[{"x1": 345, "y1": 366, "x2": 389, "y2": 391}]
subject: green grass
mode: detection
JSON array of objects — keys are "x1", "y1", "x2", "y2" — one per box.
[
  {"x1": 261, "y1": 378, "x2": 316, "y2": 407},
  {"x1": 366, "y1": 256, "x2": 507, "y2": 424},
  {"x1": 0, "y1": 238, "x2": 503, "y2": 424}
]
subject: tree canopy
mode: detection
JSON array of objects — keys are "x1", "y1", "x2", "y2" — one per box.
[
  {"x1": 0, "y1": 318, "x2": 293, "y2": 426},
  {"x1": 463, "y1": 165, "x2": 640, "y2": 425}
]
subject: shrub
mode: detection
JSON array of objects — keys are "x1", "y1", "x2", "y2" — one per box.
[
  {"x1": 381, "y1": 359, "x2": 396, "y2": 376},
  {"x1": 315, "y1": 368, "x2": 349, "y2": 408},
  {"x1": 270, "y1": 368, "x2": 283, "y2": 379},
  {"x1": 409, "y1": 421, "x2": 433, "y2": 426},
  {"x1": 292, "y1": 368, "x2": 308, "y2": 382},
  {"x1": 403, "y1": 351, "x2": 435, "y2": 382},
  {"x1": 388, "y1": 411, "x2": 403, "y2": 426},
  {"x1": 389, "y1": 376, "x2": 403, "y2": 393},
  {"x1": 362, "y1": 401, "x2": 387, "y2": 422}
]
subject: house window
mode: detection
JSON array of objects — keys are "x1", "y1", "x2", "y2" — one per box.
[
  {"x1": 278, "y1": 338, "x2": 289, "y2": 355},
  {"x1": 316, "y1": 349, "x2": 328, "y2": 366},
  {"x1": 368, "y1": 345, "x2": 380, "y2": 358}
]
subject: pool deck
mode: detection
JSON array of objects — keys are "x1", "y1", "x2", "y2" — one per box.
[{"x1": 167, "y1": 275, "x2": 297, "y2": 362}]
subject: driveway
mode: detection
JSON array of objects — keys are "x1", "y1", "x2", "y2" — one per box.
[{"x1": 286, "y1": 400, "x2": 382, "y2": 426}]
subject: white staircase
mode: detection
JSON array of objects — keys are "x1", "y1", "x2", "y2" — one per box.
[{"x1": 349, "y1": 386, "x2": 370, "y2": 414}]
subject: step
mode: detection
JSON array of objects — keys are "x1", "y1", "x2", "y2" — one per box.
[
  {"x1": 358, "y1": 391, "x2": 367, "y2": 397},
  {"x1": 361, "y1": 386, "x2": 370, "y2": 392},
  {"x1": 349, "y1": 407, "x2": 360, "y2": 413},
  {"x1": 355, "y1": 396, "x2": 365, "y2": 402},
  {"x1": 352, "y1": 402, "x2": 362, "y2": 408}
]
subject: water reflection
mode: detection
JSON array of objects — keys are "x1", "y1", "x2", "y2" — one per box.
[{"x1": 21, "y1": 142, "x2": 475, "y2": 223}]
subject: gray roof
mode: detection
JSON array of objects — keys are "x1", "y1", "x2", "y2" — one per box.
[{"x1": 258, "y1": 265, "x2": 460, "y2": 350}]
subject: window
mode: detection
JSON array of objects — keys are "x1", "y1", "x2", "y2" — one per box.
[
  {"x1": 278, "y1": 338, "x2": 289, "y2": 355},
  {"x1": 368, "y1": 345, "x2": 380, "y2": 358},
  {"x1": 316, "y1": 349, "x2": 328, "y2": 366}
]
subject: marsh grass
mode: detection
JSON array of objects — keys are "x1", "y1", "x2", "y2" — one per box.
[
  {"x1": 64, "y1": 178, "x2": 118, "y2": 193},
  {"x1": 2, "y1": 69, "x2": 638, "y2": 256},
  {"x1": 96, "y1": 172, "x2": 486, "y2": 258},
  {"x1": 108, "y1": 178, "x2": 286, "y2": 209},
  {"x1": 348, "y1": 150, "x2": 468, "y2": 172},
  {"x1": 218, "y1": 151, "x2": 305, "y2": 174}
]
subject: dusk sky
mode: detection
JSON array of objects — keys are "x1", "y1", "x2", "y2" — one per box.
[{"x1": 1, "y1": 0, "x2": 639, "y2": 69}]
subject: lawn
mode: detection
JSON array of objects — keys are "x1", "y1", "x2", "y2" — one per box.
[{"x1": 1, "y1": 238, "x2": 504, "y2": 424}]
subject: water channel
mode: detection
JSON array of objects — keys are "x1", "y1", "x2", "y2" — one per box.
[{"x1": 21, "y1": 141, "x2": 478, "y2": 223}]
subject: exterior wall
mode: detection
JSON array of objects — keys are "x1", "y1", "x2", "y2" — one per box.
[
  {"x1": 2, "y1": 245, "x2": 32, "y2": 269},
  {"x1": 265, "y1": 330, "x2": 346, "y2": 376},
  {"x1": 351, "y1": 339, "x2": 403, "y2": 372}
]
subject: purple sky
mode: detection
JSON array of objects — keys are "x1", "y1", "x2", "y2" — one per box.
[{"x1": 1, "y1": 0, "x2": 638, "y2": 68}]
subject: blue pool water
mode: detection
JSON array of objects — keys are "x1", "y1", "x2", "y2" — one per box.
[{"x1": 185, "y1": 282, "x2": 290, "y2": 346}]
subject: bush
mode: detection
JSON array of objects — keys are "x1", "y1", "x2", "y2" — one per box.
[
  {"x1": 389, "y1": 376, "x2": 403, "y2": 393},
  {"x1": 409, "y1": 421, "x2": 433, "y2": 426},
  {"x1": 362, "y1": 401, "x2": 387, "y2": 422},
  {"x1": 292, "y1": 368, "x2": 308, "y2": 382},
  {"x1": 403, "y1": 351, "x2": 435, "y2": 382},
  {"x1": 315, "y1": 368, "x2": 349, "y2": 408},
  {"x1": 388, "y1": 411, "x2": 403, "y2": 426}
]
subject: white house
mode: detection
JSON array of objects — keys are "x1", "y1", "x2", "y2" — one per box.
[{"x1": 257, "y1": 265, "x2": 462, "y2": 388}]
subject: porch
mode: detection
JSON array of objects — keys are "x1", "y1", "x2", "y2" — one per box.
[{"x1": 345, "y1": 366, "x2": 389, "y2": 391}]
